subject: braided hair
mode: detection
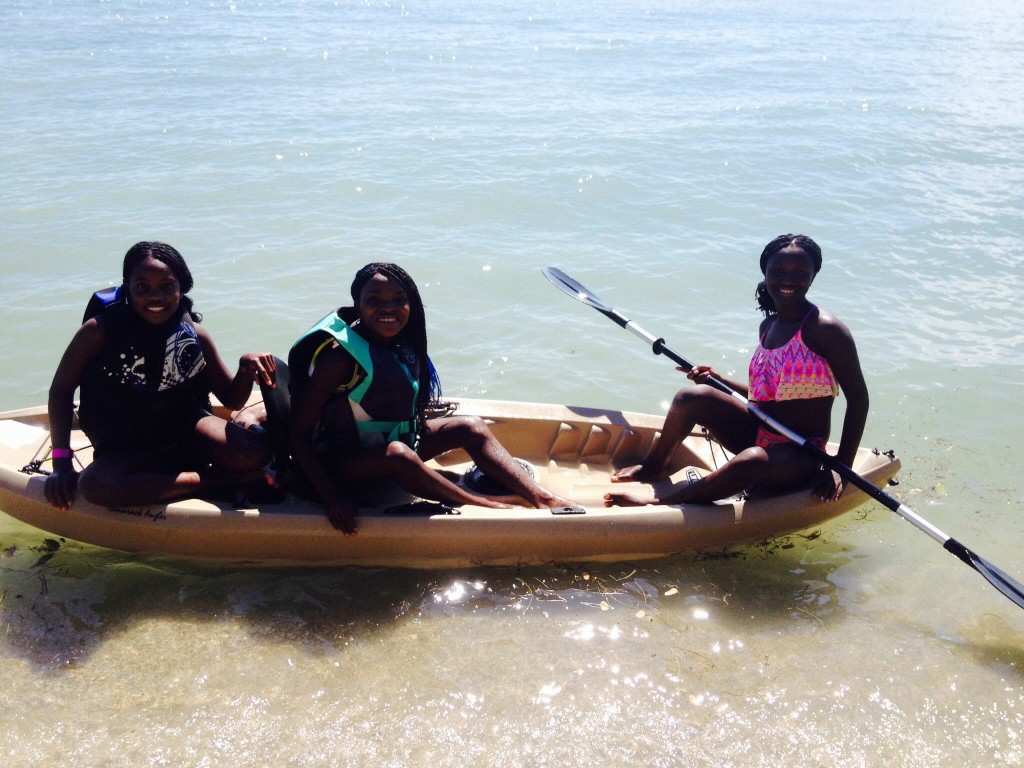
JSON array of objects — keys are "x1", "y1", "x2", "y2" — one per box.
[
  {"x1": 121, "y1": 241, "x2": 201, "y2": 322},
  {"x1": 754, "y1": 234, "x2": 823, "y2": 317},
  {"x1": 346, "y1": 263, "x2": 440, "y2": 420}
]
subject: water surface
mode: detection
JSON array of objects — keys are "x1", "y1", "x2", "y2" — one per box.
[{"x1": 2, "y1": 1, "x2": 1023, "y2": 765}]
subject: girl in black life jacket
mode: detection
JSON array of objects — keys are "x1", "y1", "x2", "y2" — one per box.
[{"x1": 45, "y1": 241, "x2": 278, "y2": 510}]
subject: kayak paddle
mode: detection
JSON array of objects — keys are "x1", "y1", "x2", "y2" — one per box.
[{"x1": 542, "y1": 266, "x2": 1024, "y2": 611}]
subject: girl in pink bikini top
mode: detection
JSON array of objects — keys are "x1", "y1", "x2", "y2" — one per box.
[
  {"x1": 605, "y1": 233, "x2": 869, "y2": 509},
  {"x1": 748, "y1": 306, "x2": 840, "y2": 402}
]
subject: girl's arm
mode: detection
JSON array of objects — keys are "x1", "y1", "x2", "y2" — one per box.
[
  {"x1": 44, "y1": 320, "x2": 106, "y2": 510},
  {"x1": 195, "y1": 324, "x2": 277, "y2": 410},
  {"x1": 683, "y1": 316, "x2": 767, "y2": 397},
  {"x1": 683, "y1": 365, "x2": 749, "y2": 398},
  {"x1": 809, "y1": 315, "x2": 869, "y2": 499},
  {"x1": 288, "y1": 347, "x2": 360, "y2": 534},
  {"x1": 820, "y1": 320, "x2": 869, "y2": 467}
]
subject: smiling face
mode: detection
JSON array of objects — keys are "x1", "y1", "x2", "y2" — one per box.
[
  {"x1": 763, "y1": 245, "x2": 817, "y2": 313},
  {"x1": 356, "y1": 271, "x2": 411, "y2": 343},
  {"x1": 126, "y1": 255, "x2": 182, "y2": 325}
]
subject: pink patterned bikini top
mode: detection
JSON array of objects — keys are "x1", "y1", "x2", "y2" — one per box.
[{"x1": 748, "y1": 307, "x2": 839, "y2": 402}]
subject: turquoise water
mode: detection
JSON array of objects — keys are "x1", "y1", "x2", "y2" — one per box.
[{"x1": 2, "y1": 1, "x2": 1023, "y2": 765}]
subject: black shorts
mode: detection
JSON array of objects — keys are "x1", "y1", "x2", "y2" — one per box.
[{"x1": 85, "y1": 408, "x2": 209, "y2": 468}]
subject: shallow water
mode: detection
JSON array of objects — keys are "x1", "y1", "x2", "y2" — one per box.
[{"x1": 2, "y1": 0, "x2": 1024, "y2": 765}]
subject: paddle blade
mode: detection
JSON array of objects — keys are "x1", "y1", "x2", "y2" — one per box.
[
  {"x1": 945, "y1": 538, "x2": 1024, "y2": 609},
  {"x1": 542, "y1": 267, "x2": 614, "y2": 313}
]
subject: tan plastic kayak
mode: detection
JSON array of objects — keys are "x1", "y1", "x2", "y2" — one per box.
[{"x1": 0, "y1": 397, "x2": 900, "y2": 568}]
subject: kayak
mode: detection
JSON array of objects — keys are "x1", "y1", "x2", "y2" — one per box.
[{"x1": 0, "y1": 396, "x2": 900, "y2": 568}]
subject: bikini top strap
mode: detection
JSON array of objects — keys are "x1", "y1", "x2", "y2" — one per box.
[
  {"x1": 797, "y1": 304, "x2": 817, "y2": 332},
  {"x1": 759, "y1": 305, "x2": 817, "y2": 345}
]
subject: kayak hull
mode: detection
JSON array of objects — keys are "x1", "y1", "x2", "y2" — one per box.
[{"x1": 0, "y1": 398, "x2": 901, "y2": 568}]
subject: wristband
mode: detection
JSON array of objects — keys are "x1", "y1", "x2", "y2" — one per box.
[{"x1": 51, "y1": 448, "x2": 74, "y2": 460}]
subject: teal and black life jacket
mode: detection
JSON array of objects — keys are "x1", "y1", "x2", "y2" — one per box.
[{"x1": 288, "y1": 311, "x2": 420, "y2": 447}]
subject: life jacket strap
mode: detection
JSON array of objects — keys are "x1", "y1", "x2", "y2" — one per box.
[{"x1": 356, "y1": 419, "x2": 417, "y2": 445}]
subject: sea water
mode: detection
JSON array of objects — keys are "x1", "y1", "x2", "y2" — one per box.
[{"x1": 1, "y1": 1, "x2": 1023, "y2": 765}]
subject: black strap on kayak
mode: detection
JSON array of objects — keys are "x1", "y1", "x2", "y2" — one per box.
[{"x1": 259, "y1": 356, "x2": 292, "y2": 474}]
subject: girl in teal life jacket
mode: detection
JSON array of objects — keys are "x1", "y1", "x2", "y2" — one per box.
[
  {"x1": 44, "y1": 241, "x2": 279, "y2": 511},
  {"x1": 288, "y1": 262, "x2": 573, "y2": 534}
]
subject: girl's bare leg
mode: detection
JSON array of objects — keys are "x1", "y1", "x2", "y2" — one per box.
[
  {"x1": 612, "y1": 385, "x2": 754, "y2": 483},
  {"x1": 605, "y1": 444, "x2": 819, "y2": 507},
  {"x1": 78, "y1": 456, "x2": 269, "y2": 507},
  {"x1": 418, "y1": 416, "x2": 577, "y2": 508},
  {"x1": 335, "y1": 441, "x2": 512, "y2": 509},
  {"x1": 77, "y1": 415, "x2": 276, "y2": 507},
  {"x1": 195, "y1": 414, "x2": 273, "y2": 471}
]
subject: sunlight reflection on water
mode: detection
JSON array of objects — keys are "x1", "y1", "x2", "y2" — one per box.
[{"x1": 3, "y1": 0, "x2": 1024, "y2": 764}]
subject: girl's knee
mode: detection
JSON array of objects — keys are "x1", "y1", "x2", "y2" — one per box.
[
  {"x1": 670, "y1": 388, "x2": 688, "y2": 408},
  {"x1": 243, "y1": 429, "x2": 273, "y2": 467},
  {"x1": 77, "y1": 465, "x2": 115, "y2": 505},
  {"x1": 220, "y1": 427, "x2": 273, "y2": 470},
  {"x1": 734, "y1": 446, "x2": 771, "y2": 466},
  {"x1": 384, "y1": 440, "x2": 419, "y2": 464},
  {"x1": 671, "y1": 385, "x2": 715, "y2": 409},
  {"x1": 382, "y1": 441, "x2": 430, "y2": 481},
  {"x1": 446, "y1": 415, "x2": 492, "y2": 448},
  {"x1": 724, "y1": 447, "x2": 772, "y2": 482},
  {"x1": 453, "y1": 415, "x2": 489, "y2": 434},
  {"x1": 76, "y1": 465, "x2": 98, "y2": 501},
  {"x1": 713, "y1": 447, "x2": 773, "y2": 489}
]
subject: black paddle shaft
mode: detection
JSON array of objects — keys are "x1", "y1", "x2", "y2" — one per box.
[{"x1": 542, "y1": 266, "x2": 1024, "y2": 611}]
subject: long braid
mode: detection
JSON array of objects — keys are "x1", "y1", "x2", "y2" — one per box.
[
  {"x1": 121, "y1": 241, "x2": 201, "y2": 322},
  {"x1": 348, "y1": 263, "x2": 436, "y2": 420},
  {"x1": 754, "y1": 234, "x2": 823, "y2": 317}
]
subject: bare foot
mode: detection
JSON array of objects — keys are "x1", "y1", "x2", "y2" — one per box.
[
  {"x1": 464, "y1": 499, "x2": 512, "y2": 512},
  {"x1": 611, "y1": 464, "x2": 660, "y2": 483},
  {"x1": 604, "y1": 491, "x2": 657, "y2": 507},
  {"x1": 231, "y1": 403, "x2": 268, "y2": 430},
  {"x1": 476, "y1": 498, "x2": 514, "y2": 509}
]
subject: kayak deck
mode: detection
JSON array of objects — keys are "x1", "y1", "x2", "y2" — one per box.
[{"x1": 0, "y1": 397, "x2": 901, "y2": 568}]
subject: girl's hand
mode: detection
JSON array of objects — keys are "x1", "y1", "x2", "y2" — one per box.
[
  {"x1": 240, "y1": 353, "x2": 277, "y2": 388},
  {"x1": 325, "y1": 496, "x2": 360, "y2": 535},
  {"x1": 44, "y1": 467, "x2": 79, "y2": 511},
  {"x1": 683, "y1": 364, "x2": 718, "y2": 385},
  {"x1": 812, "y1": 467, "x2": 844, "y2": 502}
]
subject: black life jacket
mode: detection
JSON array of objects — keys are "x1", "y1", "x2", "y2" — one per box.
[
  {"x1": 83, "y1": 285, "x2": 124, "y2": 323},
  {"x1": 77, "y1": 293, "x2": 211, "y2": 454}
]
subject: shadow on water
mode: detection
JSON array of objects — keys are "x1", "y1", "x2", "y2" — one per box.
[
  {"x1": 953, "y1": 612, "x2": 1024, "y2": 676},
  {"x1": 0, "y1": 525, "x2": 884, "y2": 672}
]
